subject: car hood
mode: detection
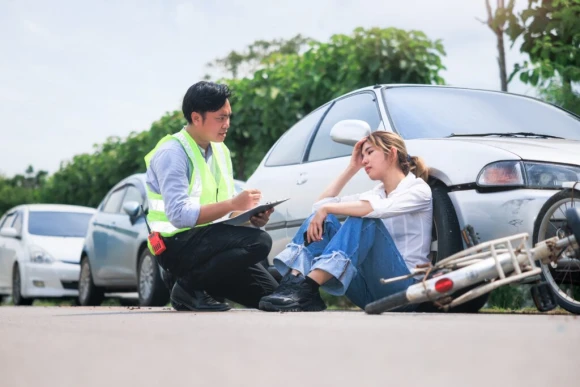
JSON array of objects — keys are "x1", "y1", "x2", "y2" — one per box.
[
  {"x1": 448, "y1": 138, "x2": 580, "y2": 165},
  {"x1": 27, "y1": 235, "x2": 85, "y2": 263}
]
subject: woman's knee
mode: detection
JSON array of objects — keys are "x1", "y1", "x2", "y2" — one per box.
[{"x1": 324, "y1": 214, "x2": 342, "y2": 227}]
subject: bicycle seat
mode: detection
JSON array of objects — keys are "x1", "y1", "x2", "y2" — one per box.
[{"x1": 566, "y1": 207, "x2": 580, "y2": 243}]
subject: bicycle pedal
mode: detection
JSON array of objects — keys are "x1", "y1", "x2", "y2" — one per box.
[{"x1": 531, "y1": 282, "x2": 557, "y2": 312}]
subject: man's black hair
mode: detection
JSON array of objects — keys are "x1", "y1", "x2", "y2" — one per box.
[{"x1": 182, "y1": 81, "x2": 232, "y2": 124}]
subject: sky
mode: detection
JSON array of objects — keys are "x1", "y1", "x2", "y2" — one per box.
[{"x1": 0, "y1": 0, "x2": 534, "y2": 177}]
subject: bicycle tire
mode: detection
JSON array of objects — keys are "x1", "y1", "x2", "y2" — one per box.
[
  {"x1": 533, "y1": 189, "x2": 580, "y2": 314},
  {"x1": 364, "y1": 290, "x2": 409, "y2": 315}
]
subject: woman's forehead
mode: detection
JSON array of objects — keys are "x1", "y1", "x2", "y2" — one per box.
[{"x1": 362, "y1": 141, "x2": 375, "y2": 152}]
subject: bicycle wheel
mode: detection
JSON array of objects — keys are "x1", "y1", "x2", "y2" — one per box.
[
  {"x1": 364, "y1": 290, "x2": 410, "y2": 315},
  {"x1": 533, "y1": 189, "x2": 580, "y2": 314}
]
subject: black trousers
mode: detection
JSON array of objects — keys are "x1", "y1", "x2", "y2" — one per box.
[{"x1": 156, "y1": 223, "x2": 278, "y2": 308}]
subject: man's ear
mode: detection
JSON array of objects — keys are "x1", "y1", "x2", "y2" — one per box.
[{"x1": 191, "y1": 112, "x2": 202, "y2": 126}]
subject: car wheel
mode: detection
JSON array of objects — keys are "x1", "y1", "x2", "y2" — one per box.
[
  {"x1": 533, "y1": 189, "x2": 580, "y2": 314},
  {"x1": 137, "y1": 249, "x2": 169, "y2": 306},
  {"x1": 12, "y1": 264, "x2": 33, "y2": 306},
  {"x1": 78, "y1": 256, "x2": 104, "y2": 306},
  {"x1": 426, "y1": 185, "x2": 489, "y2": 313}
]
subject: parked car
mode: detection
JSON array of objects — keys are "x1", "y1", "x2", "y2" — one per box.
[
  {"x1": 244, "y1": 84, "x2": 580, "y2": 311},
  {"x1": 78, "y1": 172, "x2": 246, "y2": 306},
  {"x1": 0, "y1": 204, "x2": 96, "y2": 305}
]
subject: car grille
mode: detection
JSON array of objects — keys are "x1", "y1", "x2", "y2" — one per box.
[{"x1": 61, "y1": 281, "x2": 79, "y2": 290}]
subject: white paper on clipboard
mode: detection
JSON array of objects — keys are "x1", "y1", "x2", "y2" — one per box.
[{"x1": 216, "y1": 198, "x2": 290, "y2": 226}]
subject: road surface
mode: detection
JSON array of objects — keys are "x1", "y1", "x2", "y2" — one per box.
[{"x1": 0, "y1": 306, "x2": 577, "y2": 387}]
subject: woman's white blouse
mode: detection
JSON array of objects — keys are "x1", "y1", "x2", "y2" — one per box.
[{"x1": 312, "y1": 172, "x2": 433, "y2": 271}]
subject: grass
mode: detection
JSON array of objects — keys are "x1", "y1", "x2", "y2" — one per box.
[{"x1": 481, "y1": 306, "x2": 573, "y2": 315}]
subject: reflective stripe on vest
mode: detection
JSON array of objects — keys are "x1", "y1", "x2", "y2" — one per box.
[
  {"x1": 173, "y1": 131, "x2": 203, "y2": 199},
  {"x1": 211, "y1": 143, "x2": 234, "y2": 198}
]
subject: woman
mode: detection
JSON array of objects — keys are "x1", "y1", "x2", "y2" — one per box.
[{"x1": 258, "y1": 131, "x2": 432, "y2": 312}]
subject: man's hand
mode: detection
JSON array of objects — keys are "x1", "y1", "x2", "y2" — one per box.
[
  {"x1": 250, "y1": 208, "x2": 274, "y2": 228},
  {"x1": 231, "y1": 189, "x2": 262, "y2": 211}
]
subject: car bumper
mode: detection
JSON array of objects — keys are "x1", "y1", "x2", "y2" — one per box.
[
  {"x1": 448, "y1": 188, "x2": 557, "y2": 249},
  {"x1": 21, "y1": 261, "x2": 80, "y2": 298}
]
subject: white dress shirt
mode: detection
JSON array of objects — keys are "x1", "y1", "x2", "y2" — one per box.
[{"x1": 312, "y1": 172, "x2": 433, "y2": 271}]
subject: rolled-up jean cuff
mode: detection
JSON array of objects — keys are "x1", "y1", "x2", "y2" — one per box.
[
  {"x1": 311, "y1": 250, "x2": 357, "y2": 296},
  {"x1": 273, "y1": 243, "x2": 313, "y2": 277}
]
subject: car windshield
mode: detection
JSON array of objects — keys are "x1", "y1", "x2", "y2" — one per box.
[
  {"x1": 28, "y1": 211, "x2": 93, "y2": 237},
  {"x1": 382, "y1": 87, "x2": 580, "y2": 140}
]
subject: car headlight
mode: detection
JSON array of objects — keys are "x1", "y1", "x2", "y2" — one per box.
[
  {"x1": 29, "y1": 245, "x2": 54, "y2": 264},
  {"x1": 477, "y1": 161, "x2": 580, "y2": 189}
]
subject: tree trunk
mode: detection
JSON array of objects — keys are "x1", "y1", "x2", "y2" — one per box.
[
  {"x1": 497, "y1": 27, "x2": 508, "y2": 92},
  {"x1": 484, "y1": 0, "x2": 509, "y2": 92}
]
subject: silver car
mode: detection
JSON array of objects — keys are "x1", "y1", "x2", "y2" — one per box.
[
  {"x1": 0, "y1": 204, "x2": 95, "y2": 305},
  {"x1": 79, "y1": 173, "x2": 246, "y2": 306},
  {"x1": 246, "y1": 85, "x2": 580, "y2": 280}
]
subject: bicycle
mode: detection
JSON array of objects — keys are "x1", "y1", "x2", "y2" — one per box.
[{"x1": 364, "y1": 188, "x2": 580, "y2": 315}]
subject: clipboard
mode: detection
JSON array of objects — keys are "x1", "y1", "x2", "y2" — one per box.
[{"x1": 217, "y1": 198, "x2": 289, "y2": 226}]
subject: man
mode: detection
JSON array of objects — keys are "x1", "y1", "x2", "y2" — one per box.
[{"x1": 145, "y1": 81, "x2": 278, "y2": 311}]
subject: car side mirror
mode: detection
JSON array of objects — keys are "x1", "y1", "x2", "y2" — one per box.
[
  {"x1": 330, "y1": 120, "x2": 372, "y2": 146},
  {"x1": 0, "y1": 227, "x2": 20, "y2": 239},
  {"x1": 122, "y1": 201, "x2": 141, "y2": 219}
]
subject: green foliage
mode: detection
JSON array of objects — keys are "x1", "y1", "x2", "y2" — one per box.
[
  {"x1": 5, "y1": 27, "x2": 445, "y2": 209},
  {"x1": 0, "y1": 166, "x2": 48, "y2": 215},
  {"x1": 40, "y1": 112, "x2": 186, "y2": 207},
  {"x1": 206, "y1": 34, "x2": 313, "y2": 79},
  {"x1": 224, "y1": 26, "x2": 446, "y2": 179},
  {"x1": 508, "y1": 0, "x2": 580, "y2": 86},
  {"x1": 487, "y1": 285, "x2": 529, "y2": 309},
  {"x1": 537, "y1": 79, "x2": 580, "y2": 115}
]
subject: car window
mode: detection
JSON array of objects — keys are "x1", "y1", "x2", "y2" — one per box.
[
  {"x1": 383, "y1": 87, "x2": 580, "y2": 140},
  {"x1": 0, "y1": 213, "x2": 16, "y2": 230},
  {"x1": 307, "y1": 93, "x2": 382, "y2": 162},
  {"x1": 123, "y1": 185, "x2": 144, "y2": 206},
  {"x1": 265, "y1": 105, "x2": 329, "y2": 167},
  {"x1": 102, "y1": 187, "x2": 127, "y2": 214},
  {"x1": 12, "y1": 213, "x2": 22, "y2": 234},
  {"x1": 0, "y1": 214, "x2": 7, "y2": 229},
  {"x1": 28, "y1": 212, "x2": 94, "y2": 237}
]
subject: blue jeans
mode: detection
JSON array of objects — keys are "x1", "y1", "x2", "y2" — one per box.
[{"x1": 273, "y1": 214, "x2": 415, "y2": 309}]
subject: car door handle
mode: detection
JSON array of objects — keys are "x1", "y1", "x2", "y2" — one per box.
[{"x1": 296, "y1": 173, "x2": 308, "y2": 185}]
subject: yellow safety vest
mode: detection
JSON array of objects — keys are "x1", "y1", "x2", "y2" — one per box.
[{"x1": 144, "y1": 128, "x2": 235, "y2": 239}]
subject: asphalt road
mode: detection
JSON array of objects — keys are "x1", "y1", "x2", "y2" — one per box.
[{"x1": 0, "y1": 306, "x2": 577, "y2": 387}]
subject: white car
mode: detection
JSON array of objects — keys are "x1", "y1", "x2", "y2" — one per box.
[
  {"x1": 0, "y1": 204, "x2": 96, "y2": 305},
  {"x1": 245, "y1": 84, "x2": 580, "y2": 311}
]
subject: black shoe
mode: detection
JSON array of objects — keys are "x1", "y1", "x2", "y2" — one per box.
[
  {"x1": 170, "y1": 282, "x2": 231, "y2": 312},
  {"x1": 273, "y1": 272, "x2": 299, "y2": 293},
  {"x1": 259, "y1": 275, "x2": 326, "y2": 312}
]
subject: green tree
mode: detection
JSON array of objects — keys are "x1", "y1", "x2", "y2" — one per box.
[
  {"x1": 0, "y1": 166, "x2": 47, "y2": 215},
  {"x1": 224, "y1": 27, "x2": 446, "y2": 178},
  {"x1": 537, "y1": 79, "x2": 580, "y2": 114},
  {"x1": 40, "y1": 112, "x2": 186, "y2": 207},
  {"x1": 38, "y1": 26, "x2": 446, "y2": 206},
  {"x1": 478, "y1": 0, "x2": 518, "y2": 91},
  {"x1": 508, "y1": 0, "x2": 580, "y2": 89},
  {"x1": 205, "y1": 34, "x2": 312, "y2": 79}
]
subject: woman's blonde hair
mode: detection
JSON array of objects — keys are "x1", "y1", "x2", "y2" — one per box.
[{"x1": 365, "y1": 131, "x2": 429, "y2": 182}]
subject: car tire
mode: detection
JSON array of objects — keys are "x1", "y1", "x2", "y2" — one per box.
[
  {"x1": 137, "y1": 249, "x2": 169, "y2": 307},
  {"x1": 426, "y1": 185, "x2": 489, "y2": 313},
  {"x1": 78, "y1": 256, "x2": 104, "y2": 306},
  {"x1": 12, "y1": 264, "x2": 33, "y2": 306}
]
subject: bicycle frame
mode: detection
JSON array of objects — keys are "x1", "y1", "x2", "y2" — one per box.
[{"x1": 380, "y1": 233, "x2": 578, "y2": 312}]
